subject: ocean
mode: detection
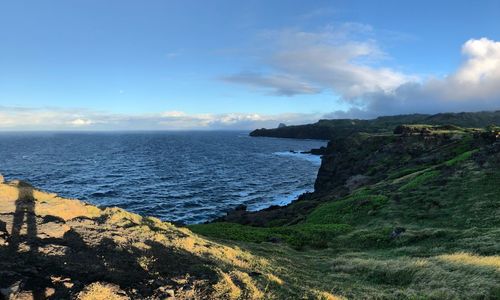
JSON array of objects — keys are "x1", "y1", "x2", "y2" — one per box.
[{"x1": 0, "y1": 131, "x2": 326, "y2": 224}]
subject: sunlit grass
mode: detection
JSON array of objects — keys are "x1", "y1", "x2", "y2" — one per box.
[{"x1": 439, "y1": 252, "x2": 500, "y2": 270}]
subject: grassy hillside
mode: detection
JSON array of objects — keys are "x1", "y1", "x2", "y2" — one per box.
[
  {"x1": 191, "y1": 125, "x2": 500, "y2": 299},
  {"x1": 1, "y1": 122, "x2": 499, "y2": 299}
]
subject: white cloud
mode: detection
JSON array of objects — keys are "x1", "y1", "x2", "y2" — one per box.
[
  {"x1": 455, "y1": 38, "x2": 500, "y2": 84},
  {"x1": 351, "y1": 37, "x2": 500, "y2": 117},
  {"x1": 0, "y1": 106, "x2": 323, "y2": 130},
  {"x1": 69, "y1": 118, "x2": 94, "y2": 126},
  {"x1": 222, "y1": 72, "x2": 321, "y2": 96},
  {"x1": 224, "y1": 24, "x2": 414, "y2": 98},
  {"x1": 223, "y1": 24, "x2": 500, "y2": 117},
  {"x1": 161, "y1": 111, "x2": 187, "y2": 117}
]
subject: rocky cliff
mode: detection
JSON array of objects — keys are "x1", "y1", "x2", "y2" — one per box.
[
  {"x1": 314, "y1": 125, "x2": 485, "y2": 194},
  {"x1": 218, "y1": 123, "x2": 499, "y2": 228}
]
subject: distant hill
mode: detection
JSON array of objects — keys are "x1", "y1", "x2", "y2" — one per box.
[{"x1": 250, "y1": 111, "x2": 500, "y2": 140}]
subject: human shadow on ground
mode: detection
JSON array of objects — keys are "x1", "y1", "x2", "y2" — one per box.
[{"x1": 9, "y1": 182, "x2": 37, "y2": 252}]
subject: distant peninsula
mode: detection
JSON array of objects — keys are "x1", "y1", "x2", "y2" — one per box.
[{"x1": 250, "y1": 111, "x2": 500, "y2": 140}]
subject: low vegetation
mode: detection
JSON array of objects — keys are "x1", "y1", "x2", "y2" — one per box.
[{"x1": 192, "y1": 125, "x2": 500, "y2": 299}]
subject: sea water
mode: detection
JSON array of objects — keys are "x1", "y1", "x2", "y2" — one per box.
[{"x1": 0, "y1": 131, "x2": 326, "y2": 223}]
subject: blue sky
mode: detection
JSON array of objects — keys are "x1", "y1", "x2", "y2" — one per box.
[{"x1": 1, "y1": 0, "x2": 500, "y2": 129}]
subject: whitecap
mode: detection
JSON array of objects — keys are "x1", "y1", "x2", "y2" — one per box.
[
  {"x1": 272, "y1": 151, "x2": 322, "y2": 166},
  {"x1": 248, "y1": 188, "x2": 312, "y2": 211}
]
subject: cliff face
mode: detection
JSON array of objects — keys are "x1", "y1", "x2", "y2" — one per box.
[
  {"x1": 314, "y1": 128, "x2": 479, "y2": 194},
  {"x1": 218, "y1": 124, "x2": 499, "y2": 227}
]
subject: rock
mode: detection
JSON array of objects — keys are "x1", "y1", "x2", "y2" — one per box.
[
  {"x1": 11, "y1": 290, "x2": 35, "y2": 300},
  {"x1": 309, "y1": 146, "x2": 328, "y2": 155},
  {"x1": 234, "y1": 204, "x2": 247, "y2": 211},
  {"x1": 0, "y1": 174, "x2": 4, "y2": 183},
  {"x1": 157, "y1": 287, "x2": 175, "y2": 297},
  {"x1": 45, "y1": 287, "x2": 56, "y2": 297},
  {"x1": 37, "y1": 222, "x2": 71, "y2": 239},
  {"x1": 0, "y1": 281, "x2": 21, "y2": 298}
]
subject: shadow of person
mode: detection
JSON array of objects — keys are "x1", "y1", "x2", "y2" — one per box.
[
  {"x1": 7, "y1": 181, "x2": 46, "y2": 299},
  {"x1": 10, "y1": 182, "x2": 38, "y2": 253}
]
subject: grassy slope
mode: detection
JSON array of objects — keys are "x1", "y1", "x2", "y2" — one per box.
[{"x1": 191, "y1": 129, "x2": 500, "y2": 299}]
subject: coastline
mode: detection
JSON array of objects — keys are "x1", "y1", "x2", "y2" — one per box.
[
  {"x1": 1, "y1": 117, "x2": 499, "y2": 299},
  {"x1": 0, "y1": 131, "x2": 325, "y2": 225}
]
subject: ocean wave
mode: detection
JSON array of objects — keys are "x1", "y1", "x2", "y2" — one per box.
[
  {"x1": 273, "y1": 151, "x2": 322, "y2": 166},
  {"x1": 247, "y1": 188, "x2": 312, "y2": 211}
]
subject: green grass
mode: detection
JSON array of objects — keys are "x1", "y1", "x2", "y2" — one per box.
[
  {"x1": 190, "y1": 222, "x2": 352, "y2": 249},
  {"x1": 387, "y1": 165, "x2": 430, "y2": 180},
  {"x1": 189, "y1": 131, "x2": 500, "y2": 299},
  {"x1": 398, "y1": 170, "x2": 440, "y2": 191},
  {"x1": 306, "y1": 190, "x2": 389, "y2": 225},
  {"x1": 444, "y1": 149, "x2": 479, "y2": 166}
]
